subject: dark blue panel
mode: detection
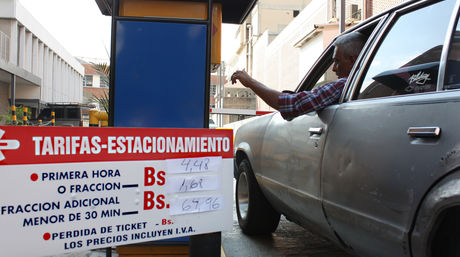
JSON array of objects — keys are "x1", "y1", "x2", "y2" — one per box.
[{"x1": 114, "y1": 21, "x2": 207, "y2": 128}]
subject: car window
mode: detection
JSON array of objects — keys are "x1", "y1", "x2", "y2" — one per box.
[
  {"x1": 312, "y1": 63, "x2": 338, "y2": 90},
  {"x1": 295, "y1": 47, "x2": 336, "y2": 92},
  {"x1": 297, "y1": 19, "x2": 380, "y2": 96},
  {"x1": 444, "y1": 14, "x2": 460, "y2": 89},
  {"x1": 356, "y1": 0, "x2": 456, "y2": 100}
]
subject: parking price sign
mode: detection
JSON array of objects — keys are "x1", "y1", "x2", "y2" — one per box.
[{"x1": 0, "y1": 126, "x2": 233, "y2": 257}]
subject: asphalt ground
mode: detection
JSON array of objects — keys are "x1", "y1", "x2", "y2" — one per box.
[
  {"x1": 220, "y1": 179, "x2": 352, "y2": 257},
  {"x1": 221, "y1": 215, "x2": 353, "y2": 257},
  {"x1": 50, "y1": 249, "x2": 116, "y2": 257}
]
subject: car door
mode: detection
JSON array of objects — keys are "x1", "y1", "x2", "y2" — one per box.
[
  {"x1": 258, "y1": 17, "x2": 385, "y2": 241},
  {"x1": 256, "y1": 47, "x2": 345, "y2": 240},
  {"x1": 321, "y1": 0, "x2": 459, "y2": 256}
]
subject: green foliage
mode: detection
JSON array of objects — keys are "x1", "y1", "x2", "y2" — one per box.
[
  {"x1": 93, "y1": 62, "x2": 110, "y2": 76},
  {"x1": 0, "y1": 105, "x2": 32, "y2": 125},
  {"x1": 90, "y1": 89, "x2": 109, "y2": 114}
]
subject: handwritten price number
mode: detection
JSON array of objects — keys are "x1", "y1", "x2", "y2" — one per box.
[
  {"x1": 181, "y1": 197, "x2": 220, "y2": 212},
  {"x1": 179, "y1": 178, "x2": 204, "y2": 193},
  {"x1": 205, "y1": 197, "x2": 220, "y2": 210},
  {"x1": 181, "y1": 158, "x2": 210, "y2": 173}
]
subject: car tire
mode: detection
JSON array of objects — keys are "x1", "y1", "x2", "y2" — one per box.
[
  {"x1": 431, "y1": 207, "x2": 460, "y2": 257},
  {"x1": 236, "y1": 159, "x2": 280, "y2": 235}
]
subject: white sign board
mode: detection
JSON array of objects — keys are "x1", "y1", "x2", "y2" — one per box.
[{"x1": 0, "y1": 126, "x2": 233, "y2": 257}]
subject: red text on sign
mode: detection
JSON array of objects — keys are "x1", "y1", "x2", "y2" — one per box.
[
  {"x1": 143, "y1": 192, "x2": 166, "y2": 210},
  {"x1": 144, "y1": 167, "x2": 165, "y2": 186}
]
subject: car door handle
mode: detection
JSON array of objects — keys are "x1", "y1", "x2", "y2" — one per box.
[
  {"x1": 309, "y1": 127, "x2": 323, "y2": 135},
  {"x1": 407, "y1": 127, "x2": 441, "y2": 137}
]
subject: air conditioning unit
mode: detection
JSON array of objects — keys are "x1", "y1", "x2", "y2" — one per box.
[{"x1": 347, "y1": 4, "x2": 361, "y2": 20}]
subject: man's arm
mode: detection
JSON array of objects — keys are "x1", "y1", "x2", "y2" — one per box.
[
  {"x1": 231, "y1": 70, "x2": 281, "y2": 110},
  {"x1": 231, "y1": 70, "x2": 347, "y2": 120},
  {"x1": 278, "y1": 78, "x2": 347, "y2": 120}
]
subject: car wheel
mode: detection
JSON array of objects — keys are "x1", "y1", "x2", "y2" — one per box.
[
  {"x1": 431, "y1": 207, "x2": 460, "y2": 257},
  {"x1": 236, "y1": 159, "x2": 280, "y2": 235}
]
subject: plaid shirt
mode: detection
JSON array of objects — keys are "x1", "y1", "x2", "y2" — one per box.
[{"x1": 278, "y1": 78, "x2": 347, "y2": 120}]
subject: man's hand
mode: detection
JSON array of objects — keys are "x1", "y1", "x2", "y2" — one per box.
[
  {"x1": 231, "y1": 70, "x2": 253, "y2": 87},
  {"x1": 230, "y1": 70, "x2": 281, "y2": 110}
]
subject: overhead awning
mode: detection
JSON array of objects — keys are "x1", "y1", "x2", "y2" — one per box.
[{"x1": 94, "y1": 0, "x2": 257, "y2": 24}]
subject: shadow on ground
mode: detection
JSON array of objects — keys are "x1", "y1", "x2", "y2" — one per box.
[{"x1": 222, "y1": 216, "x2": 353, "y2": 257}]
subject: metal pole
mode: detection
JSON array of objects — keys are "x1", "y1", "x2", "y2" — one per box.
[
  {"x1": 23, "y1": 107, "x2": 28, "y2": 126},
  {"x1": 51, "y1": 111, "x2": 55, "y2": 126},
  {"x1": 362, "y1": 0, "x2": 367, "y2": 19},
  {"x1": 203, "y1": 0, "x2": 213, "y2": 129},
  {"x1": 339, "y1": 0, "x2": 345, "y2": 33},
  {"x1": 216, "y1": 62, "x2": 225, "y2": 127},
  {"x1": 10, "y1": 74, "x2": 16, "y2": 125},
  {"x1": 10, "y1": 74, "x2": 15, "y2": 107},
  {"x1": 220, "y1": 62, "x2": 225, "y2": 126},
  {"x1": 106, "y1": 247, "x2": 112, "y2": 257},
  {"x1": 11, "y1": 105, "x2": 16, "y2": 125},
  {"x1": 108, "y1": 0, "x2": 120, "y2": 127}
]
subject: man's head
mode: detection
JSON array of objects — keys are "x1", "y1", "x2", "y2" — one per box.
[{"x1": 332, "y1": 31, "x2": 367, "y2": 78}]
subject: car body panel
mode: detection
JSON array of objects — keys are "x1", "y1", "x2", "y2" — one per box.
[
  {"x1": 233, "y1": 0, "x2": 460, "y2": 256},
  {"x1": 321, "y1": 90, "x2": 460, "y2": 256},
  {"x1": 234, "y1": 114, "x2": 273, "y2": 173},
  {"x1": 257, "y1": 107, "x2": 340, "y2": 241}
]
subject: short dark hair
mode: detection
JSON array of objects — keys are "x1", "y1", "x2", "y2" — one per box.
[{"x1": 333, "y1": 31, "x2": 367, "y2": 58}]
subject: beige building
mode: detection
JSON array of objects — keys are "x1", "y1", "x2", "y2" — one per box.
[
  {"x1": 78, "y1": 59, "x2": 109, "y2": 112},
  {"x1": 221, "y1": 0, "x2": 312, "y2": 121},
  {"x1": 210, "y1": 65, "x2": 257, "y2": 126},
  {"x1": 226, "y1": 0, "x2": 405, "y2": 113}
]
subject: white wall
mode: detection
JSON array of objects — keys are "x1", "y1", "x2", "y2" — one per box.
[
  {"x1": 251, "y1": 0, "x2": 328, "y2": 111},
  {"x1": 13, "y1": 1, "x2": 83, "y2": 73},
  {"x1": 298, "y1": 32, "x2": 324, "y2": 82},
  {"x1": 16, "y1": 83, "x2": 39, "y2": 98},
  {"x1": 0, "y1": 0, "x2": 84, "y2": 106}
]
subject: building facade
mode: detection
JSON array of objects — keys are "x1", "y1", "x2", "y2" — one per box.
[
  {"x1": 226, "y1": 0, "x2": 405, "y2": 112},
  {"x1": 0, "y1": 0, "x2": 84, "y2": 121},
  {"x1": 79, "y1": 59, "x2": 109, "y2": 111}
]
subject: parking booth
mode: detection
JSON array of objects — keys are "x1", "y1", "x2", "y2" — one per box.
[{"x1": 94, "y1": 0, "x2": 257, "y2": 256}]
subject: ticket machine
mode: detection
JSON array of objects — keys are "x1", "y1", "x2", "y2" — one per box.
[{"x1": 95, "y1": 0, "x2": 257, "y2": 256}]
